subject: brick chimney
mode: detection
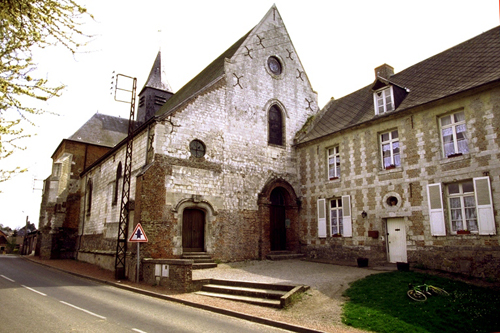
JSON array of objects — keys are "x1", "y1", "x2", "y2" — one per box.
[{"x1": 374, "y1": 64, "x2": 394, "y2": 80}]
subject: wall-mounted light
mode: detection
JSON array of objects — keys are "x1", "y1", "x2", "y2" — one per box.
[{"x1": 361, "y1": 211, "x2": 367, "y2": 218}]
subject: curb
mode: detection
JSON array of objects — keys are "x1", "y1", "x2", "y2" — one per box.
[{"x1": 23, "y1": 257, "x2": 325, "y2": 333}]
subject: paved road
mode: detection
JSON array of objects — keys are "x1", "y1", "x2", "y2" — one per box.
[{"x1": 0, "y1": 255, "x2": 289, "y2": 332}]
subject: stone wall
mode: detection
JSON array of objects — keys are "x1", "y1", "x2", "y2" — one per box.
[
  {"x1": 297, "y1": 85, "x2": 500, "y2": 279},
  {"x1": 75, "y1": 9, "x2": 319, "y2": 273},
  {"x1": 142, "y1": 258, "x2": 194, "y2": 293}
]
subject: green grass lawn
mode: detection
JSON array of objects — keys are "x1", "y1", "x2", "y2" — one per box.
[{"x1": 342, "y1": 271, "x2": 500, "y2": 333}]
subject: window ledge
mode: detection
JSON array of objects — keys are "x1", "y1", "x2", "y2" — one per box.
[
  {"x1": 328, "y1": 177, "x2": 340, "y2": 182},
  {"x1": 267, "y1": 143, "x2": 286, "y2": 150},
  {"x1": 439, "y1": 153, "x2": 470, "y2": 165},
  {"x1": 379, "y1": 166, "x2": 403, "y2": 174}
]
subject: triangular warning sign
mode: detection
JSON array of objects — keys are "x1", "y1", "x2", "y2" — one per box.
[{"x1": 129, "y1": 223, "x2": 148, "y2": 242}]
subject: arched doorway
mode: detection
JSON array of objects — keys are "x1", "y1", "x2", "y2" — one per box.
[
  {"x1": 182, "y1": 208, "x2": 205, "y2": 252},
  {"x1": 258, "y1": 178, "x2": 299, "y2": 258},
  {"x1": 270, "y1": 187, "x2": 287, "y2": 251}
]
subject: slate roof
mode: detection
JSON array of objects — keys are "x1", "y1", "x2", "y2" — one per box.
[
  {"x1": 141, "y1": 51, "x2": 172, "y2": 94},
  {"x1": 67, "y1": 113, "x2": 129, "y2": 147},
  {"x1": 299, "y1": 25, "x2": 500, "y2": 144},
  {"x1": 155, "y1": 30, "x2": 251, "y2": 117}
]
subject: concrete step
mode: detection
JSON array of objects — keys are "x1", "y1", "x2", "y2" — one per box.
[
  {"x1": 195, "y1": 291, "x2": 282, "y2": 308},
  {"x1": 194, "y1": 278, "x2": 308, "y2": 308},
  {"x1": 201, "y1": 284, "x2": 286, "y2": 300},
  {"x1": 182, "y1": 257, "x2": 214, "y2": 263},
  {"x1": 192, "y1": 262, "x2": 218, "y2": 270},
  {"x1": 181, "y1": 252, "x2": 217, "y2": 270},
  {"x1": 210, "y1": 278, "x2": 293, "y2": 292},
  {"x1": 266, "y1": 252, "x2": 305, "y2": 261}
]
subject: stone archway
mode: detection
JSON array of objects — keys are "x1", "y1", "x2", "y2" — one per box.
[
  {"x1": 174, "y1": 198, "x2": 217, "y2": 255},
  {"x1": 258, "y1": 179, "x2": 299, "y2": 259}
]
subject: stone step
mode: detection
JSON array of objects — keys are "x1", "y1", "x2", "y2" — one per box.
[
  {"x1": 194, "y1": 291, "x2": 282, "y2": 308},
  {"x1": 210, "y1": 278, "x2": 293, "y2": 292},
  {"x1": 181, "y1": 252, "x2": 217, "y2": 270},
  {"x1": 201, "y1": 284, "x2": 287, "y2": 300},
  {"x1": 183, "y1": 256, "x2": 213, "y2": 262},
  {"x1": 192, "y1": 262, "x2": 218, "y2": 270},
  {"x1": 194, "y1": 278, "x2": 308, "y2": 308},
  {"x1": 266, "y1": 253, "x2": 305, "y2": 261}
]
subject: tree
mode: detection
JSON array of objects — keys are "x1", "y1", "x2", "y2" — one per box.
[
  {"x1": 0, "y1": 0, "x2": 92, "y2": 182},
  {"x1": 0, "y1": 223, "x2": 12, "y2": 233}
]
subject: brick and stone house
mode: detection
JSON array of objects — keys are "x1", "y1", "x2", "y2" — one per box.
[
  {"x1": 37, "y1": 113, "x2": 128, "y2": 259},
  {"x1": 38, "y1": 5, "x2": 500, "y2": 280},
  {"x1": 75, "y1": 5, "x2": 318, "y2": 272},
  {"x1": 0, "y1": 230, "x2": 8, "y2": 253},
  {"x1": 295, "y1": 26, "x2": 500, "y2": 279}
]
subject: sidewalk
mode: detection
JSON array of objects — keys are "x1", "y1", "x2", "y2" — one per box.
[{"x1": 26, "y1": 256, "x2": 383, "y2": 333}]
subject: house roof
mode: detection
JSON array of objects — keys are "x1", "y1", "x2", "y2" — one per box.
[
  {"x1": 154, "y1": 30, "x2": 251, "y2": 118},
  {"x1": 67, "y1": 113, "x2": 130, "y2": 147},
  {"x1": 299, "y1": 25, "x2": 500, "y2": 144}
]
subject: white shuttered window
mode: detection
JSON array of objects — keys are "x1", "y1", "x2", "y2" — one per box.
[
  {"x1": 427, "y1": 178, "x2": 496, "y2": 236},
  {"x1": 342, "y1": 195, "x2": 352, "y2": 237},
  {"x1": 427, "y1": 183, "x2": 446, "y2": 236},
  {"x1": 474, "y1": 177, "x2": 496, "y2": 235},
  {"x1": 317, "y1": 199, "x2": 327, "y2": 238}
]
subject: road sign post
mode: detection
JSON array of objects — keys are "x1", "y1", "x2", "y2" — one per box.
[{"x1": 129, "y1": 223, "x2": 148, "y2": 283}]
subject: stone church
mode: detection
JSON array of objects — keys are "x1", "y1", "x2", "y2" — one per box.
[{"x1": 38, "y1": 5, "x2": 500, "y2": 280}]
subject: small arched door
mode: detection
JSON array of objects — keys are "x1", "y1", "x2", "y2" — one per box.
[
  {"x1": 182, "y1": 209, "x2": 205, "y2": 252},
  {"x1": 270, "y1": 187, "x2": 286, "y2": 251}
]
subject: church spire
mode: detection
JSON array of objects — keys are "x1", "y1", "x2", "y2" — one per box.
[
  {"x1": 137, "y1": 51, "x2": 174, "y2": 124},
  {"x1": 143, "y1": 50, "x2": 172, "y2": 93}
]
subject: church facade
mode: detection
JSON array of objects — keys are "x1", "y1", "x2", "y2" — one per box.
[
  {"x1": 39, "y1": 6, "x2": 500, "y2": 280},
  {"x1": 75, "y1": 6, "x2": 317, "y2": 271}
]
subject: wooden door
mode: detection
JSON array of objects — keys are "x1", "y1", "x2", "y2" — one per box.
[
  {"x1": 387, "y1": 218, "x2": 407, "y2": 263},
  {"x1": 270, "y1": 188, "x2": 286, "y2": 251},
  {"x1": 182, "y1": 209, "x2": 205, "y2": 252}
]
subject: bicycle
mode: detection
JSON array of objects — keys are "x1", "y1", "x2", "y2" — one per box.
[{"x1": 407, "y1": 283, "x2": 449, "y2": 301}]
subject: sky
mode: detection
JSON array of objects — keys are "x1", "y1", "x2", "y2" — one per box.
[{"x1": 0, "y1": 0, "x2": 498, "y2": 230}]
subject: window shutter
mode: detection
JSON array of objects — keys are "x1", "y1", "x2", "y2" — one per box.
[
  {"x1": 317, "y1": 199, "x2": 326, "y2": 238},
  {"x1": 474, "y1": 177, "x2": 496, "y2": 235},
  {"x1": 427, "y1": 183, "x2": 446, "y2": 236},
  {"x1": 342, "y1": 195, "x2": 352, "y2": 237}
]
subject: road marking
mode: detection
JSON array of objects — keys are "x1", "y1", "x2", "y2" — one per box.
[
  {"x1": 132, "y1": 329, "x2": 147, "y2": 333},
  {"x1": 60, "y1": 301, "x2": 107, "y2": 320},
  {"x1": 1, "y1": 275, "x2": 15, "y2": 282},
  {"x1": 21, "y1": 285, "x2": 47, "y2": 296}
]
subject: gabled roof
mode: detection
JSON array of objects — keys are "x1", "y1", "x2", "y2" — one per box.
[
  {"x1": 154, "y1": 31, "x2": 251, "y2": 118},
  {"x1": 67, "y1": 113, "x2": 129, "y2": 147},
  {"x1": 299, "y1": 25, "x2": 500, "y2": 144}
]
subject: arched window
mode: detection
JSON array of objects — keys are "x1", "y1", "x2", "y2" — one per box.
[
  {"x1": 112, "y1": 162, "x2": 122, "y2": 206},
  {"x1": 86, "y1": 179, "x2": 93, "y2": 216},
  {"x1": 268, "y1": 105, "x2": 283, "y2": 146}
]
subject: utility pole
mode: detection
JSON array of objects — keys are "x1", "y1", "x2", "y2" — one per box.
[{"x1": 112, "y1": 73, "x2": 137, "y2": 280}]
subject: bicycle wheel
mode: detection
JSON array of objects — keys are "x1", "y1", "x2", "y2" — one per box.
[
  {"x1": 428, "y1": 286, "x2": 449, "y2": 296},
  {"x1": 407, "y1": 289, "x2": 427, "y2": 301}
]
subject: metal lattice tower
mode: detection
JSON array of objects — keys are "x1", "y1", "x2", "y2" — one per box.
[{"x1": 113, "y1": 74, "x2": 137, "y2": 280}]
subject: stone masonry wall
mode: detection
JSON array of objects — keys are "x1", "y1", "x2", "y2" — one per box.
[
  {"x1": 77, "y1": 130, "x2": 148, "y2": 268},
  {"x1": 297, "y1": 85, "x2": 500, "y2": 279},
  {"x1": 144, "y1": 11, "x2": 318, "y2": 262}
]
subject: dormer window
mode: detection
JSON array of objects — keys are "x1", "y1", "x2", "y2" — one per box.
[{"x1": 374, "y1": 87, "x2": 394, "y2": 114}]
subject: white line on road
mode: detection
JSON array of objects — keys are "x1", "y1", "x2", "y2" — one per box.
[
  {"x1": 132, "y1": 329, "x2": 147, "y2": 333},
  {"x1": 1, "y1": 275, "x2": 15, "y2": 282},
  {"x1": 21, "y1": 285, "x2": 47, "y2": 296},
  {"x1": 60, "y1": 301, "x2": 107, "y2": 320}
]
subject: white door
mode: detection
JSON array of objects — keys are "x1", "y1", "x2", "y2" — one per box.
[{"x1": 387, "y1": 218, "x2": 407, "y2": 263}]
